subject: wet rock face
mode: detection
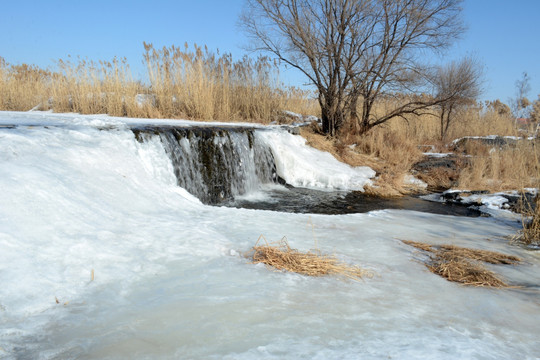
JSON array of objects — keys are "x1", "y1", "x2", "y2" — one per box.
[{"x1": 132, "y1": 126, "x2": 279, "y2": 204}]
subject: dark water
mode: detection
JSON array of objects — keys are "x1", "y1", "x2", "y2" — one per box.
[{"x1": 225, "y1": 186, "x2": 483, "y2": 217}]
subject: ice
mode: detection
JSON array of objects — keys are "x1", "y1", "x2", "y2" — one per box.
[
  {"x1": 257, "y1": 131, "x2": 375, "y2": 191},
  {"x1": 1, "y1": 111, "x2": 539, "y2": 359},
  {"x1": 461, "y1": 194, "x2": 508, "y2": 209}
]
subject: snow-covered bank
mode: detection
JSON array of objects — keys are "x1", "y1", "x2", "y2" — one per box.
[
  {"x1": 1, "y1": 111, "x2": 540, "y2": 359},
  {"x1": 258, "y1": 131, "x2": 375, "y2": 191}
]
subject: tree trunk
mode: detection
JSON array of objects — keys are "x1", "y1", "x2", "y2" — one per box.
[
  {"x1": 440, "y1": 107, "x2": 446, "y2": 140},
  {"x1": 320, "y1": 99, "x2": 344, "y2": 136}
]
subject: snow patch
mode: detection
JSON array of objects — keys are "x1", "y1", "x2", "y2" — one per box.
[
  {"x1": 257, "y1": 131, "x2": 375, "y2": 191},
  {"x1": 403, "y1": 174, "x2": 428, "y2": 189},
  {"x1": 422, "y1": 152, "x2": 453, "y2": 158}
]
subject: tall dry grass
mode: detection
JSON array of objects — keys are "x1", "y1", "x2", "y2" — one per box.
[
  {"x1": 0, "y1": 46, "x2": 317, "y2": 122},
  {"x1": 456, "y1": 142, "x2": 539, "y2": 191},
  {"x1": 0, "y1": 57, "x2": 50, "y2": 111},
  {"x1": 50, "y1": 56, "x2": 155, "y2": 118},
  {"x1": 142, "y1": 42, "x2": 318, "y2": 122}
]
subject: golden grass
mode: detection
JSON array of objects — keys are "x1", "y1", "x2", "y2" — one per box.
[
  {"x1": 142, "y1": 43, "x2": 318, "y2": 123},
  {"x1": 248, "y1": 235, "x2": 371, "y2": 280},
  {"x1": 416, "y1": 166, "x2": 460, "y2": 191},
  {"x1": 456, "y1": 142, "x2": 540, "y2": 192},
  {"x1": 0, "y1": 46, "x2": 317, "y2": 123},
  {"x1": 0, "y1": 59, "x2": 50, "y2": 111},
  {"x1": 330, "y1": 102, "x2": 535, "y2": 194},
  {"x1": 401, "y1": 240, "x2": 520, "y2": 287},
  {"x1": 427, "y1": 258, "x2": 507, "y2": 288}
]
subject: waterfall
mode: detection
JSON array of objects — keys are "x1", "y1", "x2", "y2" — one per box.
[{"x1": 133, "y1": 126, "x2": 279, "y2": 204}]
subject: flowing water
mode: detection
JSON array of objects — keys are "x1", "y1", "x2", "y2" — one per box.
[{"x1": 0, "y1": 112, "x2": 539, "y2": 359}]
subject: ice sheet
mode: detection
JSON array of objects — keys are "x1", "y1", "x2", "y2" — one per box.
[{"x1": 0, "y1": 111, "x2": 539, "y2": 359}]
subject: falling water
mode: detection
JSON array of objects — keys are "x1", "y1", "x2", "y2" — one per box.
[{"x1": 133, "y1": 126, "x2": 279, "y2": 204}]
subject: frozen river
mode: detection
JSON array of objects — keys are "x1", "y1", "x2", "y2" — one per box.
[{"x1": 0, "y1": 111, "x2": 539, "y2": 359}]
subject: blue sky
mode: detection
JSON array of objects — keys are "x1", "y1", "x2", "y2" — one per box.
[{"x1": 1, "y1": 0, "x2": 538, "y2": 103}]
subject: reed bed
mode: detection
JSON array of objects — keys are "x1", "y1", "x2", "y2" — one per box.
[
  {"x1": 0, "y1": 45, "x2": 317, "y2": 122},
  {"x1": 455, "y1": 141, "x2": 540, "y2": 192},
  {"x1": 248, "y1": 235, "x2": 371, "y2": 280},
  {"x1": 402, "y1": 240, "x2": 520, "y2": 287}
]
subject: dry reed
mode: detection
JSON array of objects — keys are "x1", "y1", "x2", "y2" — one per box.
[
  {"x1": 0, "y1": 45, "x2": 317, "y2": 122},
  {"x1": 455, "y1": 141, "x2": 540, "y2": 192},
  {"x1": 401, "y1": 240, "x2": 520, "y2": 287},
  {"x1": 248, "y1": 235, "x2": 371, "y2": 280},
  {"x1": 427, "y1": 258, "x2": 507, "y2": 288}
]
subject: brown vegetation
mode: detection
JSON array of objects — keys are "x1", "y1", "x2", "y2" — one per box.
[
  {"x1": 402, "y1": 240, "x2": 520, "y2": 287},
  {"x1": 248, "y1": 236, "x2": 371, "y2": 280},
  {"x1": 0, "y1": 50, "x2": 318, "y2": 123},
  {"x1": 301, "y1": 99, "x2": 538, "y2": 196}
]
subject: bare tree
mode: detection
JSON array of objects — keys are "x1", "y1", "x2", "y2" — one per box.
[
  {"x1": 240, "y1": 0, "x2": 465, "y2": 136},
  {"x1": 432, "y1": 56, "x2": 483, "y2": 140}
]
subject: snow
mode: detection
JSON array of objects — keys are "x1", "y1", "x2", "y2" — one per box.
[
  {"x1": 460, "y1": 194, "x2": 508, "y2": 208},
  {"x1": 450, "y1": 135, "x2": 538, "y2": 146},
  {"x1": 403, "y1": 174, "x2": 428, "y2": 189},
  {"x1": 422, "y1": 152, "x2": 453, "y2": 158},
  {"x1": 0, "y1": 110, "x2": 271, "y2": 129},
  {"x1": 422, "y1": 189, "x2": 536, "y2": 222},
  {"x1": 1, "y1": 111, "x2": 540, "y2": 359},
  {"x1": 257, "y1": 131, "x2": 375, "y2": 191}
]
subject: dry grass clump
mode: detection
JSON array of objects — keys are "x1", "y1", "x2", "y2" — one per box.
[
  {"x1": 514, "y1": 146, "x2": 540, "y2": 246},
  {"x1": 401, "y1": 240, "x2": 520, "y2": 287},
  {"x1": 514, "y1": 194, "x2": 540, "y2": 246},
  {"x1": 416, "y1": 166, "x2": 460, "y2": 191},
  {"x1": 427, "y1": 257, "x2": 507, "y2": 288},
  {"x1": 248, "y1": 236, "x2": 371, "y2": 280}
]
